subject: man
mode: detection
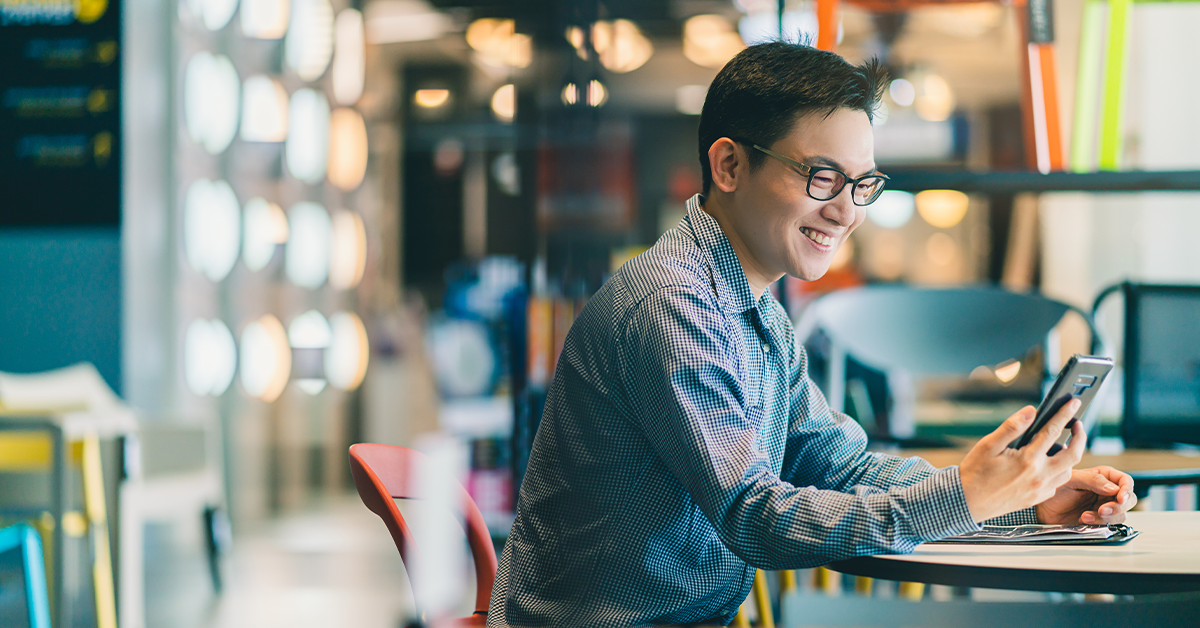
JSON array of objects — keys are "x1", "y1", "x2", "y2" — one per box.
[{"x1": 487, "y1": 42, "x2": 1135, "y2": 627}]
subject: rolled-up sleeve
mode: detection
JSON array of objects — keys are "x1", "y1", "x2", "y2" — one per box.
[{"x1": 617, "y1": 285, "x2": 980, "y2": 570}]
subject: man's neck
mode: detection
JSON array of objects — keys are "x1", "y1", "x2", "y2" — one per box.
[{"x1": 699, "y1": 193, "x2": 783, "y2": 300}]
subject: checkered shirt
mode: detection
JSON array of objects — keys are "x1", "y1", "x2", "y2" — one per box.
[{"x1": 488, "y1": 194, "x2": 1035, "y2": 627}]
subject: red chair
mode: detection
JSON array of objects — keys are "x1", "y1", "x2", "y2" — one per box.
[{"x1": 349, "y1": 443, "x2": 498, "y2": 627}]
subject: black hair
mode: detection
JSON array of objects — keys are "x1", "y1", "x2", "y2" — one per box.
[{"x1": 698, "y1": 42, "x2": 886, "y2": 194}]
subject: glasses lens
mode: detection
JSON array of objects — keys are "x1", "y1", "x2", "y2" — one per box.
[
  {"x1": 853, "y1": 176, "x2": 887, "y2": 205},
  {"x1": 806, "y1": 168, "x2": 845, "y2": 201}
]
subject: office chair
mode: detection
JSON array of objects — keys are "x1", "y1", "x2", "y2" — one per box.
[
  {"x1": 0, "y1": 522, "x2": 51, "y2": 628},
  {"x1": 348, "y1": 443, "x2": 497, "y2": 627},
  {"x1": 794, "y1": 285, "x2": 1105, "y2": 441}
]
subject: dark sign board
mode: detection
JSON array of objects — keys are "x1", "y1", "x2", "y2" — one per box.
[{"x1": 1, "y1": 0, "x2": 120, "y2": 226}]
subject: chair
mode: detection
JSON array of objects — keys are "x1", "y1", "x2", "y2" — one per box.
[
  {"x1": 348, "y1": 443, "x2": 498, "y2": 626},
  {"x1": 794, "y1": 285, "x2": 1103, "y2": 440}
]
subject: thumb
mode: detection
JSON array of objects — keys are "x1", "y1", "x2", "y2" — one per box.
[{"x1": 979, "y1": 406, "x2": 1036, "y2": 454}]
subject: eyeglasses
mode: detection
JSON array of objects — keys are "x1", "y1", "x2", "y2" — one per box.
[{"x1": 746, "y1": 143, "x2": 889, "y2": 206}]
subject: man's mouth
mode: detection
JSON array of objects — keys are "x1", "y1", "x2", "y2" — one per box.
[{"x1": 800, "y1": 227, "x2": 835, "y2": 247}]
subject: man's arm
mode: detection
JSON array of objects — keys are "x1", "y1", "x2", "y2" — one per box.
[
  {"x1": 616, "y1": 286, "x2": 979, "y2": 570},
  {"x1": 779, "y1": 346, "x2": 1042, "y2": 525}
]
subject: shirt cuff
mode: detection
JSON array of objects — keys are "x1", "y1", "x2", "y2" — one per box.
[
  {"x1": 985, "y1": 507, "x2": 1040, "y2": 527},
  {"x1": 900, "y1": 466, "x2": 981, "y2": 542}
]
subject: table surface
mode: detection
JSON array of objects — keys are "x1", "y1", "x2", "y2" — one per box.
[{"x1": 828, "y1": 511, "x2": 1200, "y2": 594}]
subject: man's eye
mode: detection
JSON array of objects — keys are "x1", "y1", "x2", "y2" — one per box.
[{"x1": 813, "y1": 175, "x2": 837, "y2": 185}]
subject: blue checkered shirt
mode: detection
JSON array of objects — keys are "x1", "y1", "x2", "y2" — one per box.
[{"x1": 488, "y1": 195, "x2": 1035, "y2": 627}]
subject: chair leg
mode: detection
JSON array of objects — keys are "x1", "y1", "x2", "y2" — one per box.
[
  {"x1": 753, "y1": 569, "x2": 775, "y2": 628},
  {"x1": 898, "y1": 581, "x2": 925, "y2": 601},
  {"x1": 855, "y1": 576, "x2": 873, "y2": 596}
]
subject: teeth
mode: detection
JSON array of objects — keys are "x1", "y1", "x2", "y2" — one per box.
[{"x1": 801, "y1": 227, "x2": 834, "y2": 246}]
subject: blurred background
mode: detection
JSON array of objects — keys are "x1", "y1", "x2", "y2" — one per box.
[{"x1": 2, "y1": 0, "x2": 1200, "y2": 626}]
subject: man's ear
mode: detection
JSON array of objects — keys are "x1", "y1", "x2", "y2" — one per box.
[{"x1": 707, "y1": 138, "x2": 742, "y2": 193}]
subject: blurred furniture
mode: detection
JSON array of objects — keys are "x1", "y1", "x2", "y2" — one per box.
[
  {"x1": 0, "y1": 522, "x2": 51, "y2": 628},
  {"x1": 0, "y1": 411, "x2": 137, "y2": 628},
  {"x1": 348, "y1": 443, "x2": 497, "y2": 626},
  {"x1": 828, "y1": 511, "x2": 1200, "y2": 594},
  {"x1": 794, "y1": 286, "x2": 1101, "y2": 441},
  {"x1": 136, "y1": 419, "x2": 228, "y2": 592},
  {"x1": 1093, "y1": 281, "x2": 1200, "y2": 448}
]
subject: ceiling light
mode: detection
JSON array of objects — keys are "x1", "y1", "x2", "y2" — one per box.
[
  {"x1": 240, "y1": 314, "x2": 291, "y2": 401},
  {"x1": 413, "y1": 88, "x2": 449, "y2": 108},
  {"x1": 240, "y1": 75, "x2": 288, "y2": 142},
  {"x1": 867, "y1": 191, "x2": 915, "y2": 229},
  {"x1": 240, "y1": 0, "x2": 288, "y2": 38},
  {"x1": 326, "y1": 311, "x2": 369, "y2": 390},
  {"x1": 184, "y1": 178, "x2": 241, "y2": 282},
  {"x1": 465, "y1": 18, "x2": 532, "y2": 68},
  {"x1": 561, "y1": 83, "x2": 578, "y2": 106},
  {"x1": 185, "y1": 318, "x2": 237, "y2": 396},
  {"x1": 566, "y1": 20, "x2": 652, "y2": 73},
  {"x1": 329, "y1": 209, "x2": 367, "y2": 290},
  {"x1": 288, "y1": 309, "x2": 332, "y2": 348},
  {"x1": 675, "y1": 84, "x2": 706, "y2": 116},
  {"x1": 327, "y1": 107, "x2": 368, "y2": 190},
  {"x1": 916, "y1": 190, "x2": 969, "y2": 228},
  {"x1": 285, "y1": 202, "x2": 331, "y2": 288},
  {"x1": 683, "y1": 15, "x2": 745, "y2": 69},
  {"x1": 491, "y1": 84, "x2": 515, "y2": 122},
  {"x1": 242, "y1": 197, "x2": 288, "y2": 271},
  {"x1": 285, "y1": 0, "x2": 334, "y2": 81},
  {"x1": 332, "y1": 9, "x2": 364, "y2": 105},
  {"x1": 364, "y1": 0, "x2": 451, "y2": 44},
  {"x1": 184, "y1": 52, "x2": 240, "y2": 154},
  {"x1": 994, "y1": 359, "x2": 1021, "y2": 384},
  {"x1": 586, "y1": 80, "x2": 607, "y2": 107},
  {"x1": 285, "y1": 88, "x2": 330, "y2": 183}
]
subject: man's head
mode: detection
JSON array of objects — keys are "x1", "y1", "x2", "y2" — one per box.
[{"x1": 698, "y1": 42, "x2": 885, "y2": 285}]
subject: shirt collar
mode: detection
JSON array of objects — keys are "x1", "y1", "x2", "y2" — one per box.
[{"x1": 685, "y1": 194, "x2": 759, "y2": 315}]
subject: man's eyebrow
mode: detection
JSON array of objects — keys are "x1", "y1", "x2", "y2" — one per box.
[{"x1": 806, "y1": 155, "x2": 879, "y2": 177}]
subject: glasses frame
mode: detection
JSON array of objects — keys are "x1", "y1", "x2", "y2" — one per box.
[{"x1": 746, "y1": 142, "x2": 889, "y2": 206}]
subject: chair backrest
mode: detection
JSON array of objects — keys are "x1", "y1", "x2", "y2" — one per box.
[
  {"x1": 795, "y1": 286, "x2": 1102, "y2": 437},
  {"x1": 0, "y1": 522, "x2": 51, "y2": 628},
  {"x1": 796, "y1": 286, "x2": 1082, "y2": 376},
  {"x1": 1094, "y1": 281, "x2": 1200, "y2": 447},
  {"x1": 348, "y1": 443, "x2": 498, "y2": 616}
]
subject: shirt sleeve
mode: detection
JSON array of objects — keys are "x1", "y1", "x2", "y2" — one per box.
[{"x1": 616, "y1": 286, "x2": 980, "y2": 570}]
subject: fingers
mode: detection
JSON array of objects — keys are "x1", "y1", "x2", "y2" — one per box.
[
  {"x1": 1068, "y1": 467, "x2": 1121, "y2": 495},
  {"x1": 1029, "y1": 398, "x2": 1082, "y2": 457},
  {"x1": 978, "y1": 406, "x2": 1036, "y2": 454}
]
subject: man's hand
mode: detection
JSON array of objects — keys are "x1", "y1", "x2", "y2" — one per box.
[
  {"x1": 958, "y1": 400, "x2": 1085, "y2": 522},
  {"x1": 1035, "y1": 466, "x2": 1137, "y2": 525}
]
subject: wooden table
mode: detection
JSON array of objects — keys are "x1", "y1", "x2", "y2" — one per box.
[
  {"x1": 828, "y1": 511, "x2": 1200, "y2": 594},
  {"x1": 900, "y1": 446, "x2": 1200, "y2": 498}
]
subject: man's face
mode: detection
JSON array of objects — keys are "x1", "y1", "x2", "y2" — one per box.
[{"x1": 730, "y1": 107, "x2": 875, "y2": 281}]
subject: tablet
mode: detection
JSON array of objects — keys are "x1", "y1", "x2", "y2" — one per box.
[{"x1": 1009, "y1": 354, "x2": 1114, "y2": 455}]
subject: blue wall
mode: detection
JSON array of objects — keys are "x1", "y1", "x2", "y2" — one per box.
[{"x1": 0, "y1": 228, "x2": 121, "y2": 395}]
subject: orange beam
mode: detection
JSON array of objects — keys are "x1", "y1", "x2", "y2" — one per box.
[{"x1": 817, "y1": 0, "x2": 839, "y2": 51}]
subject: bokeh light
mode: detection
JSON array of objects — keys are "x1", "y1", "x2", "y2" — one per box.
[
  {"x1": 184, "y1": 318, "x2": 237, "y2": 396},
  {"x1": 683, "y1": 15, "x2": 744, "y2": 69},
  {"x1": 326, "y1": 311, "x2": 369, "y2": 390},
  {"x1": 242, "y1": 197, "x2": 289, "y2": 271},
  {"x1": 465, "y1": 18, "x2": 532, "y2": 68},
  {"x1": 240, "y1": 0, "x2": 289, "y2": 38},
  {"x1": 240, "y1": 75, "x2": 288, "y2": 142},
  {"x1": 285, "y1": 202, "x2": 332, "y2": 288},
  {"x1": 329, "y1": 209, "x2": 367, "y2": 290},
  {"x1": 491, "y1": 84, "x2": 515, "y2": 122},
  {"x1": 240, "y1": 314, "x2": 291, "y2": 402},
  {"x1": 184, "y1": 52, "x2": 241, "y2": 154},
  {"x1": 286, "y1": 88, "x2": 330, "y2": 183},
  {"x1": 327, "y1": 107, "x2": 368, "y2": 190},
  {"x1": 868, "y1": 191, "x2": 916, "y2": 229},
  {"x1": 285, "y1": 0, "x2": 334, "y2": 81},
  {"x1": 332, "y1": 9, "x2": 365, "y2": 105},
  {"x1": 184, "y1": 178, "x2": 241, "y2": 282},
  {"x1": 916, "y1": 189, "x2": 969, "y2": 228}
]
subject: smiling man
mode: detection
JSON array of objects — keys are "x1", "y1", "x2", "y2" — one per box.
[{"x1": 487, "y1": 42, "x2": 1135, "y2": 627}]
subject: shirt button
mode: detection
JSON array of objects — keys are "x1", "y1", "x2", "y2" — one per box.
[{"x1": 761, "y1": 344, "x2": 770, "y2": 353}]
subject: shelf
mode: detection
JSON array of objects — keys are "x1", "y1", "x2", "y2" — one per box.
[{"x1": 883, "y1": 169, "x2": 1200, "y2": 193}]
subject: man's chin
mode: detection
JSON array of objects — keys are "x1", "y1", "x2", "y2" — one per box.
[{"x1": 787, "y1": 265, "x2": 830, "y2": 282}]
